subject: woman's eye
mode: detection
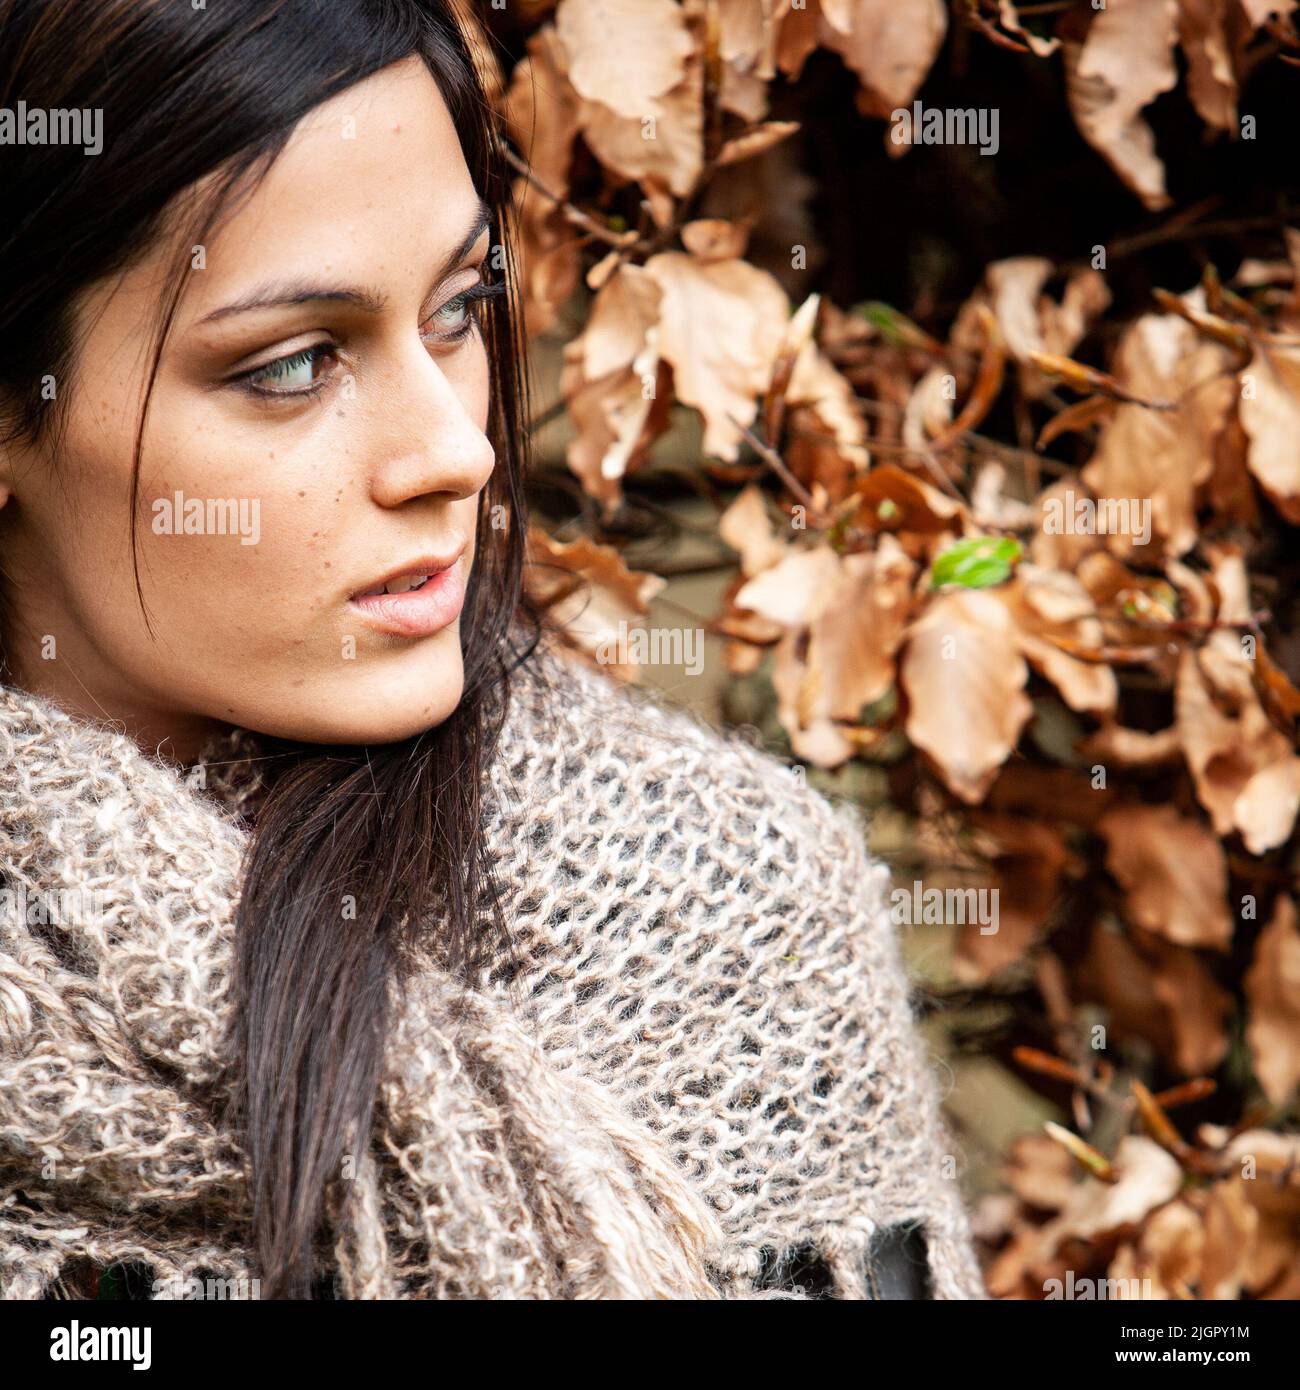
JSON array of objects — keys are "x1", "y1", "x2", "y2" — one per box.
[
  {"x1": 426, "y1": 293, "x2": 471, "y2": 338},
  {"x1": 240, "y1": 342, "x2": 336, "y2": 396}
]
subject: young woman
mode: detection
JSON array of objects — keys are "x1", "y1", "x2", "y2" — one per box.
[{"x1": 0, "y1": 0, "x2": 985, "y2": 1301}]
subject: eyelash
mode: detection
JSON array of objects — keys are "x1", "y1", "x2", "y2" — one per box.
[{"x1": 232, "y1": 278, "x2": 506, "y2": 403}]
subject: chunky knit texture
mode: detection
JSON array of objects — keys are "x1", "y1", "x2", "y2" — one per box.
[{"x1": 0, "y1": 627, "x2": 986, "y2": 1300}]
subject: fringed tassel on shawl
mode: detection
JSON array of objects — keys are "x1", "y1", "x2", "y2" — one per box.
[{"x1": 333, "y1": 972, "x2": 728, "y2": 1300}]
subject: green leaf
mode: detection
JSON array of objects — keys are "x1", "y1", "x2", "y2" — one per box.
[
  {"x1": 929, "y1": 536, "x2": 1023, "y2": 590},
  {"x1": 854, "y1": 300, "x2": 911, "y2": 347}
]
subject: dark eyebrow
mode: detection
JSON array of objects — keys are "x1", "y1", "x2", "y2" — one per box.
[{"x1": 196, "y1": 197, "x2": 492, "y2": 326}]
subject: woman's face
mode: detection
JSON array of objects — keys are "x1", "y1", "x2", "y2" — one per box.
[{"x1": 0, "y1": 55, "x2": 496, "y2": 760}]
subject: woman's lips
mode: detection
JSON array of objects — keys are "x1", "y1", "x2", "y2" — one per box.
[{"x1": 348, "y1": 556, "x2": 466, "y2": 637}]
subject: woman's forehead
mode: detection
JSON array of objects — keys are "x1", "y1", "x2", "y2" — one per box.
[{"x1": 84, "y1": 55, "x2": 484, "y2": 346}]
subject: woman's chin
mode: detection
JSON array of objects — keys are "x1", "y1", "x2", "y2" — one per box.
[{"x1": 229, "y1": 652, "x2": 466, "y2": 746}]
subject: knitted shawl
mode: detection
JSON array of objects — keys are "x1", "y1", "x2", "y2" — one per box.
[{"x1": 0, "y1": 629, "x2": 986, "y2": 1300}]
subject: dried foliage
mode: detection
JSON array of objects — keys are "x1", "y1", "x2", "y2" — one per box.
[{"x1": 478, "y1": 0, "x2": 1300, "y2": 1299}]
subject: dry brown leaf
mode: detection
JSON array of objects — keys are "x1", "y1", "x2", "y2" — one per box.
[
  {"x1": 723, "y1": 637, "x2": 766, "y2": 676},
  {"x1": 1175, "y1": 645, "x2": 1293, "y2": 841},
  {"x1": 1079, "y1": 722, "x2": 1184, "y2": 771},
  {"x1": 510, "y1": 182, "x2": 584, "y2": 338},
  {"x1": 997, "y1": 0, "x2": 1063, "y2": 56},
  {"x1": 771, "y1": 626, "x2": 849, "y2": 766},
  {"x1": 774, "y1": 0, "x2": 821, "y2": 80},
  {"x1": 999, "y1": 565, "x2": 1119, "y2": 716},
  {"x1": 816, "y1": 0, "x2": 947, "y2": 115},
  {"x1": 1098, "y1": 803, "x2": 1233, "y2": 950},
  {"x1": 1141, "y1": 934, "x2": 1235, "y2": 1075},
  {"x1": 806, "y1": 534, "x2": 916, "y2": 717},
  {"x1": 643, "y1": 251, "x2": 790, "y2": 459},
  {"x1": 1244, "y1": 896, "x2": 1300, "y2": 1107},
  {"x1": 902, "y1": 364, "x2": 954, "y2": 452},
  {"x1": 1120, "y1": 1197, "x2": 1203, "y2": 1298},
  {"x1": 1200, "y1": 1178, "x2": 1259, "y2": 1298},
  {"x1": 718, "y1": 482, "x2": 790, "y2": 578},
  {"x1": 501, "y1": 28, "x2": 587, "y2": 337},
  {"x1": 1080, "y1": 921, "x2": 1233, "y2": 1075},
  {"x1": 1082, "y1": 301, "x2": 1237, "y2": 557},
  {"x1": 1191, "y1": 1130, "x2": 1300, "y2": 1296},
  {"x1": 560, "y1": 266, "x2": 668, "y2": 513},
  {"x1": 733, "y1": 542, "x2": 840, "y2": 628},
  {"x1": 987, "y1": 257, "x2": 1055, "y2": 362},
  {"x1": 849, "y1": 463, "x2": 966, "y2": 535},
  {"x1": 900, "y1": 589, "x2": 1034, "y2": 803},
  {"x1": 1178, "y1": 0, "x2": 1239, "y2": 132},
  {"x1": 577, "y1": 50, "x2": 704, "y2": 198},
  {"x1": 766, "y1": 536, "x2": 915, "y2": 767},
  {"x1": 554, "y1": 0, "x2": 693, "y2": 121},
  {"x1": 1042, "y1": 269, "x2": 1114, "y2": 358},
  {"x1": 1062, "y1": 0, "x2": 1179, "y2": 211},
  {"x1": 580, "y1": 263, "x2": 663, "y2": 380},
  {"x1": 1038, "y1": 1135, "x2": 1183, "y2": 1247},
  {"x1": 971, "y1": 461, "x2": 1036, "y2": 531},
  {"x1": 503, "y1": 26, "x2": 582, "y2": 197},
  {"x1": 1036, "y1": 395, "x2": 1118, "y2": 452},
  {"x1": 1029, "y1": 478, "x2": 1106, "y2": 571},
  {"x1": 1239, "y1": 0, "x2": 1299, "y2": 21},
  {"x1": 786, "y1": 340, "x2": 872, "y2": 477},
  {"x1": 1233, "y1": 757, "x2": 1300, "y2": 856},
  {"x1": 1239, "y1": 341, "x2": 1300, "y2": 523},
  {"x1": 1216, "y1": 1127, "x2": 1300, "y2": 1176},
  {"x1": 979, "y1": 260, "x2": 1111, "y2": 400},
  {"x1": 716, "y1": 119, "x2": 800, "y2": 167},
  {"x1": 1003, "y1": 1132, "x2": 1079, "y2": 1211},
  {"x1": 1166, "y1": 556, "x2": 1216, "y2": 623},
  {"x1": 680, "y1": 217, "x2": 750, "y2": 262},
  {"x1": 706, "y1": 0, "x2": 787, "y2": 82},
  {"x1": 523, "y1": 525, "x2": 666, "y2": 675},
  {"x1": 955, "y1": 814, "x2": 1069, "y2": 980},
  {"x1": 716, "y1": 571, "x2": 787, "y2": 646}
]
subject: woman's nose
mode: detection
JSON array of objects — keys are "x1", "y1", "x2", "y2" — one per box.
[{"x1": 368, "y1": 349, "x2": 495, "y2": 509}]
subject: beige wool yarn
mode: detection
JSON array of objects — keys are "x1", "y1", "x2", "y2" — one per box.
[{"x1": 0, "y1": 627, "x2": 986, "y2": 1300}]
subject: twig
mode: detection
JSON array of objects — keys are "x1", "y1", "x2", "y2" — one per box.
[
  {"x1": 726, "y1": 414, "x2": 821, "y2": 518},
  {"x1": 502, "y1": 146, "x2": 641, "y2": 251}
]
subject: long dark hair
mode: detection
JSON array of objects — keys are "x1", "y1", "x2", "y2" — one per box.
[{"x1": 0, "y1": 0, "x2": 542, "y2": 1297}]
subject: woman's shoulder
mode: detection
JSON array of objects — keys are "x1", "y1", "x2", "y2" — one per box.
[
  {"x1": 491, "y1": 625, "x2": 879, "y2": 890},
  {"x1": 482, "y1": 627, "x2": 986, "y2": 1299},
  {"x1": 482, "y1": 623, "x2": 909, "y2": 1059}
]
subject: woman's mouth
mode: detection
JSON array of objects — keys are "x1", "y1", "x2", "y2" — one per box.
[{"x1": 348, "y1": 549, "x2": 466, "y2": 637}]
